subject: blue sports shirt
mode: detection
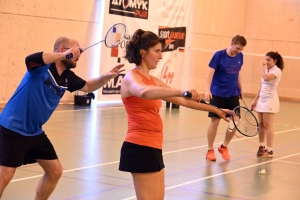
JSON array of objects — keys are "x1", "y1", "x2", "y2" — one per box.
[
  {"x1": 209, "y1": 49, "x2": 243, "y2": 97},
  {"x1": 0, "y1": 52, "x2": 86, "y2": 136}
]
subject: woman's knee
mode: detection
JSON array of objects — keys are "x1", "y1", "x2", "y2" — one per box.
[
  {"x1": 261, "y1": 121, "x2": 273, "y2": 130},
  {"x1": 259, "y1": 122, "x2": 264, "y2": 129},
  {"x1": 132, "y1": 171, "x2": 164, "y2": 200}
]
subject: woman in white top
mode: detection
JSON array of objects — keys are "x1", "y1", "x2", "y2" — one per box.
[{"x1": 251, "y1": 51, "x2": 284, "y2": 158}]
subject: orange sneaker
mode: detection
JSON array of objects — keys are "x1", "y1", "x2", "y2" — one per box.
[
  {"x1": 206, "y1": 150, "x2": 216, "y2": 161},
  {"x1": 218, "y1": 145, "x2": 230, "y2": 161}
]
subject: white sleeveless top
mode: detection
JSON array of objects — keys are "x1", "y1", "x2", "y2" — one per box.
[
  {"x1": 259, "y1": 66, "x2": 281, "y2": 98},
  {"x1": 256, "y1": 65, "x2": 282, "y2": 113}
]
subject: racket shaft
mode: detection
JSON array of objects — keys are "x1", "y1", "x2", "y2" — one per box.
[
  {"x1": 183, "y1": 91, "x2": 230, "y2": 118},
  {"x1": 66, "y1": 23, "x2": 126, "y2": 59},
  {"x1": 66, "y1": 40, "x2": 103, "y2": 59},
  {"x1": 84, "y1": 40, "x2": 104, "y2": 51},
  {"x1": 184, "y1": 91, "x2": 259, "y2": 137}
]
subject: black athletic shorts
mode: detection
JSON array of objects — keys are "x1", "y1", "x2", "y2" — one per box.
[
  {"x1": 0, "y1": 125, "x2": 58, "y2": 167},
  {"x1": 119, "y1": 141, "x2": 165, "y2": 173},
  {"x1": 208, "y1": 95, "x2": 240, "y2": 118}
]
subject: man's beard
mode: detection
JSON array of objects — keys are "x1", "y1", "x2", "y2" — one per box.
[{"x1": 62, "y1": 60, "x2": 76, "y2": 69}]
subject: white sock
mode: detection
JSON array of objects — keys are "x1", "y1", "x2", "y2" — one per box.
[
  {"x1": 260, "y1": 143, "x2": 265, "y2": 147},
  {"x1": 266, "y1": 146, "x2": 272, "y2": 152}
]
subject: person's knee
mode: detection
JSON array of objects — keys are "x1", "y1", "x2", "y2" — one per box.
[
  {"x1": 0, "y1": 166, "x2": 15, "y2": 187},
  {"x1": 259, "y1": 122, "x2": 264, "y2": 128},
  {"x1": 0, "y1": 174, "x2": 13, "y2": 186},
  {"x1": 262, "y1": 123, "x2": 273, "y2": 130},
  {"x1": 264, "y1": 127, "x2": 273, "y2": 132},
  {"x1": 210, "y1": 118, "x2": 220, "y2": 126},
  {"x1": 53, "y1": 165, "x2": 63, "y2": 179},
  {"x1": 45, "y1": 164, "x2": 63, "y2": 181}
]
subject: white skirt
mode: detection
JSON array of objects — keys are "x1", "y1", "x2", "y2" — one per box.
[{"x1": 256, "y1": 95, "x2": 280, "y2": 113}]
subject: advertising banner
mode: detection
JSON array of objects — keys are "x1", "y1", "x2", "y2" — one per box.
[{"x1": 98, "y1": 0, "x2": 192, "y2": 100}]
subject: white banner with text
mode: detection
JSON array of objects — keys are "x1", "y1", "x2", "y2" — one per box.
[{"x1": 98, "y1": 0, "x2": 192, "y2": 101}]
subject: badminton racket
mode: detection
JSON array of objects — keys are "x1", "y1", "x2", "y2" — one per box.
[
  {"x1": 183, "y1": 91, "x2": 259, "y2": 137},
  {"x1": 240, "y1": 98, "x2": 259, "y2": 126},
  {"x1": 66, "y1": 23, "x2": 126, "y2": 59}
]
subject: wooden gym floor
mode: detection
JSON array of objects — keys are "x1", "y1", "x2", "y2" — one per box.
[{"x1": 1, "y1": 97, "x2": 300, "y2": 200}]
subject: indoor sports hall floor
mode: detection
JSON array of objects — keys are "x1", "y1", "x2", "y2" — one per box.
[{"x1": 1, "y1": 97, "x2": 300, "y2": 200}]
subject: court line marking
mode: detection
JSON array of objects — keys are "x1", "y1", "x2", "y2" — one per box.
[
  {"x1": 121, "y1": 152, "x2": 300, "y2": 200},
  {"x1": 11, "y1": 161, "x2": 120, "y2": 182},
  {"x1": 11, "y1": 127, "x2": 300, "y2": 183},
  {"x1": 53, "y1": 101, "x2": 124, "y2": 113},
  {"x1": 53, "y1": 106, "x2": 123, "y2": 113},
  {"x1": 276, "y1": 160, "x2": 300, "y2": 165},
  {"x1": 191, "y1": 48, "x2": 300, "y2": 59},
  {"x1": 163, "y1": 128, "x2": 300, "y2": 154},
  {"x1": 166, "y1": 153, "x2": 300, "y2": 190},
  {"x1": 53, "y1": 103, "x2": 184, "y2": 113}
]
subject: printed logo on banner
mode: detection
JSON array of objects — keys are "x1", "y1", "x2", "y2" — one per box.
[
  {"x1": 102, "y1": 74, "x2": 125, "y2": 95},
  {"x1": 160, "y1": 60, "x2": 175, "y2": 86},
  {"x1": 109, "y1": 0, "x2": 149, "y2": 19},
  {"x1": 159, "y1": 27, "x2": 186, "y2": 52},
  {"x1": 102, "y1": 35, "x2": 131, "y2": 95},
  {"x1": 110, "y1": 35, "x2": 131, "y2": 58}
]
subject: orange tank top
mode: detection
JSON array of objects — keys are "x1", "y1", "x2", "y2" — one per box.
[{"x1": 122, "y1": 69, "x2": 163, "y2": 149}]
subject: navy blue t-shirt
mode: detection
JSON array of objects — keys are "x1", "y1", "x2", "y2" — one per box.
[
  {"x1": 209, "y1": 49, "x2": 243, "y2": 97},
  {"x1": 0, "y1": 52, "x2": 86, "y2": 136}
]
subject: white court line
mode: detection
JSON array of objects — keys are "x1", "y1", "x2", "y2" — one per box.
[
  {"x1": 11, "y1": 127, "x2": 300, "y2": 183},
  {"x1": 11, "y1": 161, "x2": 119, "y2": 182},
  {"x1": 121, "y1": 152, "x2": 300, "y2": 200},
  {"x1": 191, "y1": 48, "x2": 300, "y2": 59},
  {"x1": 276, "y1": 160, "x2": 300, "y2": 165},
  {"x1": 165, "y1": 153, "x2": 300, "y2": 190},
  {"x1": 54, "y1": 106, "x2": 123, "y2": 113},
  {"x1": 163, "y1": 127, "x2": 300, "y2": 155}
]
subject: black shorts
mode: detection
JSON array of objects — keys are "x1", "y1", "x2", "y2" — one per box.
[
  {"x1": 0, "y1": 125, "x2": 58, "y2": 167},
  {"x1": 208, "y1": 95, "x2": 240, "y2": 118},
  {"x1": 119, "y1": 141, "x2": 165, "y2": 173}
]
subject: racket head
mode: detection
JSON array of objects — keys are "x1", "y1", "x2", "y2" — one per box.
[
  {"x1": 231, "y1": 106, "x2": 259, "y2": 137},
  {"x1": 104, "y1": 23, "x2": 126, "y2": 48}
]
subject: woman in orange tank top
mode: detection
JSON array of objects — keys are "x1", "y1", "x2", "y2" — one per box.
[{"x1": 119, "y1": 29, "x2": 230, "y2": 200}]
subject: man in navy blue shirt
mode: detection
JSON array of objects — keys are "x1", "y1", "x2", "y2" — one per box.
[
  {"x1": 205, "y1": 35, "x2": 247, "y2": 161},
  {"x1": 0, "y1": 36, "x2": 124, "y2": 199}
]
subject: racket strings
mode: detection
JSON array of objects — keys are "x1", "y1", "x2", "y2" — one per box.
[
  {"x1": 245, "y1": 111, "x2": 258, "y2": 126},
  {"x1": 105, "y1": 24, "x2": 126, "y2": 47},
  {"x1": 233, "y1": 107, "x2": 259, "y2": 137}
]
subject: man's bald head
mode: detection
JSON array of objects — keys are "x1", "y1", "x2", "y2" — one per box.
[{"x1": 54, "y1": 36, "x2": 79, "y2": 52}]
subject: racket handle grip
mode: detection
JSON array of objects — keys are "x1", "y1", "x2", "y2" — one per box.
[
  {"x1": 183, "y1": 91, "x2": 192, "y2": 98},
  {"x1": 66, "y1": 49, "x2": 83, "y2": 59},
  {"x1": 66, "y1": 53, "x2": 73, "y2": 59}
]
